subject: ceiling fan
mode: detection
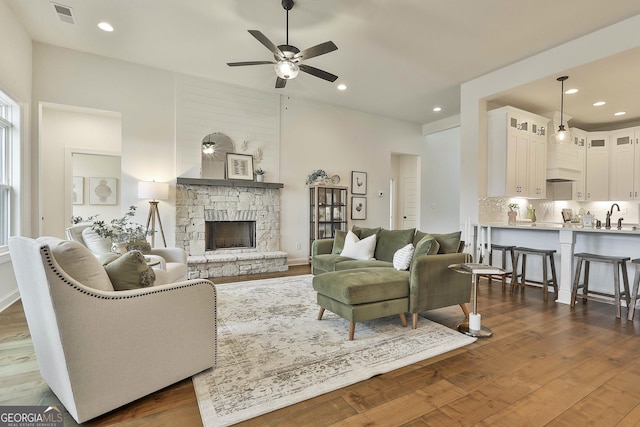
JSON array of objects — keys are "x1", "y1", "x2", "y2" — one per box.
[{"x1": 227, "y1": 0, "x2": 338, "y2": 88}]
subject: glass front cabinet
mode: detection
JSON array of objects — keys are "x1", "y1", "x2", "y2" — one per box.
[{"x1": 309, "y1": 184, "x2": 348, "y2": 253}]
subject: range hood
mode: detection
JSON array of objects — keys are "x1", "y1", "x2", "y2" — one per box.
[{"x1": 544, "y1": 111, "x2": 580, "y2": 182}]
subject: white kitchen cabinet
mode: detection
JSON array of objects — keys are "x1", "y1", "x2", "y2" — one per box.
[
  {"x1": 609, "y1": 128, "x2": 636, "y2": 200},
  {"x1": 488, "y1": 106, "x2": 547, "y2": 198},
  {"x1": 585, "y1": 132, "x2": 609, "y2": 201},
  {"x1": 571, "y1": 128, "x2": 587, "y2": 201}
]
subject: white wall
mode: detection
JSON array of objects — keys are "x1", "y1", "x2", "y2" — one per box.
[
  {"x1": 460, "y1": 14, "x2": 640, "y2": 226},
  {"x1": 0, "y1": 0, "x2": 32, "y2": 311},
  {"x1": 33, "y1": 43, "x2": 176, "y2": 243},
  {"x1": 40, "y1": 105, "x2": 121, "y2": 237}
]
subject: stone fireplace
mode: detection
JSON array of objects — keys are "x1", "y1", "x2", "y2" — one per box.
[{"x1": 176, "y1": 178, "x2": 287, "y2": 278}]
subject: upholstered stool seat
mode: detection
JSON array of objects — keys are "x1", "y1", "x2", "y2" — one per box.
[
  {"x1": 512, "y1": 247, "x2": 558, "y2": 302},
  {"x1": 571, "y1": 252, "x2": 631, "y2": 319},
  {"x1": 312, "y1": 268, "x2": 409, "y2": 340},
  {"x1": 627, "y1": 259, "x2": 640, "y2": 321}
]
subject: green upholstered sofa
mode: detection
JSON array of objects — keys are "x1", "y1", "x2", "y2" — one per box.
[{"x1": 311, "y1": 226, "x2": 472, "y2": 339}]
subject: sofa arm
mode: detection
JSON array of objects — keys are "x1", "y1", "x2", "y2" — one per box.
[
  {"x1": 409, "y1": 252, "x2": 473, "y2": 313},
  {"x1": 312, "y1": 239, "x2": 335, "y2": 256},
  {"x1": 150, "y1": 247, "x2": 188, "y2": 264}
]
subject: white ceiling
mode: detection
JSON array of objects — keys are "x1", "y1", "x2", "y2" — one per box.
[{"x1": 7, "y1": 0, "x2": 640, "y2": 127}]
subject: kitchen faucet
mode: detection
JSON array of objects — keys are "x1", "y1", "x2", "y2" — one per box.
[{"x1": 605, "y1": 203, "x2": 620, "y2": 229}]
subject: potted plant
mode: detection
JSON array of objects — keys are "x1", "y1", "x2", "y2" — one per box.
[
  {"x1": 73, "y1": 206, "x2": 150, "y2": 253},
  {"x1": 305, "y1": 169, "x2": 329, "y2": 185},
  {"x1": 255, "y1": 168, "x2": 265, "y2": 182}
]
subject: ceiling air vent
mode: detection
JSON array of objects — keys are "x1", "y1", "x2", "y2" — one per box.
[{"x1": 51, "y1": 2, "x2": 76, "y2": 25}]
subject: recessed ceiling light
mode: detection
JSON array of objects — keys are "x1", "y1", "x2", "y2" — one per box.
[
  {"x1": 337, "y1": 84, "x2": 347, "y2": 91},
  {"x1": 565, "y1": 88, "x2": 579, "y2": 94},
  {"x1": 433, "y1": 107, "x2": 442, "y2": 112},
  {"x1": 614, "y1": 111, "x2": 626, "y2": 116},
  {"x1": 98, "y1": 22, "x2": 114, "y2": 32},
  {"x1": 593, "y1": 101, "x2": 606, "y2": 107}
]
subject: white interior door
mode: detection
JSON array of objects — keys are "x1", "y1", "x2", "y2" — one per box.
[{"x1": 402, "y1": 177, "x2": 417, "y2": 229}]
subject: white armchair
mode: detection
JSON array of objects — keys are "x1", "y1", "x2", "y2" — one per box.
[
  {"x1": 65, "y1": 223, "x2": 188, "y2": 284},
  {"x1": 8, "y1": 236, "x2": 216, "y2": 423}
]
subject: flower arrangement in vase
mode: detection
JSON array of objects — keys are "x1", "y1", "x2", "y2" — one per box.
[
  {"x1": 507, "y1": 203, "x2": 519, "y2": 225},
  {"x1": 255, "y1": 168, "x2": 265, "y2": 182}
]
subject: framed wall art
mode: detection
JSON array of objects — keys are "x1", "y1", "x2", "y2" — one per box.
[
  {"x1": 351, "y1": 196, "x2": 367, "y2": 220},
  {"x1": 226, "y1": 153, "x2": 254, "y2": 180},
  {"x1": 72, "y1": 176, "x2": 84, "y2": 205},
  {"x1": 89, "y1": 177, "x2": 117, "y2": 205},
  {"x1": 351, "y1": 171, "x2": 367, "y2": 195}
]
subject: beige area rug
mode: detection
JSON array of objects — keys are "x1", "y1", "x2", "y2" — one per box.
[{"x1": 193, "y1": 274, "x2": 476, "y2": 427}]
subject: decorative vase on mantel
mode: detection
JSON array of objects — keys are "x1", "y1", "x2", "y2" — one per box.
[
  {"x1": 507, "y1": 211, "x2": 517, "y2": 225},
  {"x1": 256, "y1": 174, "x2": 264, "y2": 182}
]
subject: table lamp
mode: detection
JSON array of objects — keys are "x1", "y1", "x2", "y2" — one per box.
[{"x1": 138, "y1": 180, "x2": 169, "y2": 247}]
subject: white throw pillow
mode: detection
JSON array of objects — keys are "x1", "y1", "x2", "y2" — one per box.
[
  {"x1": 340, "y1": 231, "x2": 377, "y2": 260},
  {"x1": 393, "y1": 243, "x2": 415, "y2": 271},
  {"x1": 81, "y1": 227, "x2": 112, "y2": 254}
]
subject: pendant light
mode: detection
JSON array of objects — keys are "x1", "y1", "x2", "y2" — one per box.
[{"x1": 556, "y1": 76, "x2": 569, "y2": 142}]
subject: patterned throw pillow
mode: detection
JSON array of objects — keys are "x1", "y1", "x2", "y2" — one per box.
[
  {"x1": 104, "y1": 250, "x2": 156, "y2": 291},
  {"x1": 392, "y1": 243, "x2": 415, "y2": 270}
]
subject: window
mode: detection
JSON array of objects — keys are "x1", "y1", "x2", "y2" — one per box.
[{"x1": 0, "y1": 90, "x2": 18, "y2": 248}]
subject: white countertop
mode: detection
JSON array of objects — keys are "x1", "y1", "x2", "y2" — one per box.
[{"x1": 480, "y1": 222, "x2": 640, "y2": 235}]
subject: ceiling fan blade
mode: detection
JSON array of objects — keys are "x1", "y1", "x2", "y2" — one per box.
[
  {"x1": 294, "y1": 41, "x2": 338, "y2": 61},
  {"x1": 227, "y1": 61, "x2": 275, "y2": 67},
  {"x1": 248, "y1": 30, "x2": 284, "y2": 58},
  {"x1": 299, "y1": 64, "x2": 338, "y2": 82},
  {"x1": 275, "y1": 77, "x2": 287, "y2": 88}
]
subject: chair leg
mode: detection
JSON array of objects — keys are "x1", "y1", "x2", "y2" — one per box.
[
  {"x1": 542, "y1": 255, "x2": 549, "y2": 302},
  {"x1": 317, "y1": 307, "x2": 325, "y2": 320},
  {"x1": 412, "y1": 312, "x2": 419, "y2": 329},
  {"x1": 628, "y1": 265, "x2": 640, "y2": 321},
  {"x1": 583, "y1": 261, "x2": 590, "y2": 304},
  {"x1": 613, "y1": 261, "x2": 622, "y2": 319},
  {"x1": 349, "y1": 322, "x2": 355, "y2": 341},
  {"x1": 460, "y1": 303, "x2": 470, "y2": 318},
  {"x1": 510, "y1": 253, "x2": 519, "y2": 294},
  {"x1": 621, "y1": 261, "x2": 631, "y2": 309},
  {"x1": 549, "y1": 254, "x2": 559, "y2": 300},
  {"x1": 399, "y1": 313, "x2": 408, "y2": 327},
  {"x1": 571, "y1": 259, "x2": 583, "y2": 307}
]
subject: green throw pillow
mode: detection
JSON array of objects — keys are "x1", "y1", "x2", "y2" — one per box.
[
  {"x1": 431, "y1": 231, "x2": 462, "y2": 254},
  {"x1": 413, "y1": 236, "x2": 439, "y2": 258},
  {"x1": 374, "y1": 228, "x2": 416, "y2": 262},
  {"x1": 351, "y1": 225, "x2": 381, "y2": 240},
  {"x1": 413, "y1": 232, "x2": 440, "y2": 255},
  {"x1": 104, "y1": 250, "x2": 156, "y2": 291},
  {"x1": 331, "y1": 230, "x2": 348, "y2": 254}
]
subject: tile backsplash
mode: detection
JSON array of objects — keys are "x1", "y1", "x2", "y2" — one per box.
[{"x1": 479, "y1": 196, "x2": 639, "y2": 225}]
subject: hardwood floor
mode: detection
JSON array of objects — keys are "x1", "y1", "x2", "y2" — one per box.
[{"x1": 2, "y1": 265, "x2": 640, "y2": 426}]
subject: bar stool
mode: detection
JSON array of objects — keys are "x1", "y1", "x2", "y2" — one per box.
[
  {"x1": 627, "y1": 259, "x2": 640, "y2": 321},
  {"x1": 571, "y1": 253, "x2": 631, "y2": 319},
  {"x1": 512, "y1": 247, "x2": 559, "y2": 302},
  {"x1": 479, "y1": 244, "x2": 516, "y2": 291}
]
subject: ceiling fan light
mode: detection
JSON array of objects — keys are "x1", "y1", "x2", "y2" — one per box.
[{"x1": 274, "y1": 60, "x2": 299, "y2": 80}]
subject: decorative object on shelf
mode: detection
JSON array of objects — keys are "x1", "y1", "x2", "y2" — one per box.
[
  {"x1": 226, "y1": 153, "x2": 254, "y2": 180},
  {"x1": 306, "y1": 169, "x2": 329, "y2": 185},
  {"x1": 526, "y1": 205, "x2": 537, "y2": 223},
  {"x1": 331, "y1": 174, "x2": 340, "y2": 184},
  {"x1": 73, "y1": 205, "x2": 151, "y2": 253},
  {"x1": 351, "y1": 171, "x2": 367, "y2": 195},
  {"x1": 351, "y1": 196, "x2": 367, "y2": 220},
  {"x1": 255, "y1": 168, "x2": 265, "y2": 182},
  {"x1": 138, "y1": 180, "x2": 169, "y2": 247},
  {"x1": 253, "y1": 146, "x2": 263, "y2": 163},
  {"x1": 89, "y1": 177, "x2": 117, "y2": 205},
  {"x1": 72, "y1": 176, "x2": 84, "y2": 205},
  {"x1": 555, "y1": 76, "x2": 569, "y2": 143},
  {"x1": 507, "y1": 203, "x2": 519, "y2": 225}
]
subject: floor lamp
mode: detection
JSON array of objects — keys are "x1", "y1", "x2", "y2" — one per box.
[{"x1": 138, "y1": 181, "x2": 169, "y2": 247}]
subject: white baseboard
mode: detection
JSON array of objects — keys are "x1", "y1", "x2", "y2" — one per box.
[
  {"x1": 0, "y1": 288, "x2": 20, "y2": 313},
  {"x1": 288, "y1": 257, "x2": 311, "y2": 266}
]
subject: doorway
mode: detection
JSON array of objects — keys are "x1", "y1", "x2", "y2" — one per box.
[{"x1": 390, "y1": 154, "x2": 420, "y2": 230}]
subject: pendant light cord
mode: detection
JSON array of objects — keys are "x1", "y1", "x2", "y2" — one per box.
[
  {"x1": 286, "y1": 9, "x2": 289, "y2": 45},
  {"x1": 560, "y1": 78, "x2": 564, "y2": 125}
]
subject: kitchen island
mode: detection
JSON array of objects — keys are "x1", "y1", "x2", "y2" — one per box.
[{"x1": 479, "y1": 222, "x2": 640, "y2": 307}]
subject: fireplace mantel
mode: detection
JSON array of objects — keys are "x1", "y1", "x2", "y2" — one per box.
[{"x1": 177, "y1": 177, "x2": 284, "y2": 189}]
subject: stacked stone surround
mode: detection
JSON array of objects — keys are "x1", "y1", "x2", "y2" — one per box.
[{"x1": 176, "y1": 178, "x2": 288, "y2": 278}]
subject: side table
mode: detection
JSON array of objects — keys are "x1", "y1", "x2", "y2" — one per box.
[{"x1": 448, "y1": 263, "x2": 505, "y2": 338}]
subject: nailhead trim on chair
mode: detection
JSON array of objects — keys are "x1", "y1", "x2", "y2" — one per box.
[{"x1": 41, "y1": 245, "x2": 218, "y2": 366}]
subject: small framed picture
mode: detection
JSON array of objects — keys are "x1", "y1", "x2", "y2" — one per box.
[
  {"x1": 72, "y1": 176, "x2": 84, "y2": 205},
  {"x1": 89, "y1": 177, "x2": 117, "y2": 205},
  {"x1": 351, "y1": 171, "x2": 367, "y2": 195},
  {"x1": 351, "y1": 197, "x2": 367, "y2": 220},
  {"x1": 226, "y1": 153, "x2": 254, "y2": 180}
]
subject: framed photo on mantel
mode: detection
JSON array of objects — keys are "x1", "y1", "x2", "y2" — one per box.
[
  {"x1": 351, "y1": 171, "x2": 367, "y2": 195},
  {"x1": 226, "y1": 153, "x2": 254, "y2": 180}
]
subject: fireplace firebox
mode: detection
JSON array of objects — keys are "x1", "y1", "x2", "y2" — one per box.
[{"x1": 205, "y1": 221, "x2": 256, "y2": 250}]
